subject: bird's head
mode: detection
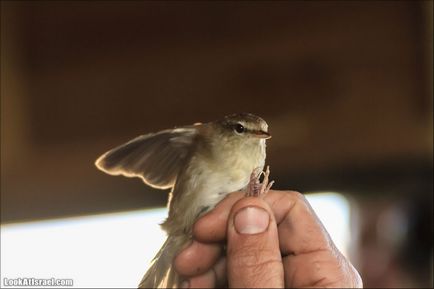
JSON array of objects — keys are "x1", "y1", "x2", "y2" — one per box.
[
  {"x1": 208, "y1": 113, "x2": 271, "y2": 151},
  {"x1": 217, "y1": 112, "x2": 270, "y2": 139}
]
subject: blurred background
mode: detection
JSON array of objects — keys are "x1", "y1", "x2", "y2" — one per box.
[{"x1": 1, "y1": 1, "x2": 433, "y2": 288}]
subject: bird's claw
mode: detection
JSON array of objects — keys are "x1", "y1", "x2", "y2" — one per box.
[{"x1": 245, "y1": 166, "x2": 274, "y2": 197}]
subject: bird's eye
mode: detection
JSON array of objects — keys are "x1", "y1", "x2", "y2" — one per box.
[{"x1": 234, "y1": 123, "x2": 245, "y2": 134}]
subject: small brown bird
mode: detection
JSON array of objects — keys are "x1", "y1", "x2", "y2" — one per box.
[{"x1": 95, "y1": 113, "x2": 273, "y2": 288}]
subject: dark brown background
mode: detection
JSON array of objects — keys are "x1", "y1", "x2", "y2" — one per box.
[{"x1": 1, "y1": 1, "x2": 433, "y2": 287}]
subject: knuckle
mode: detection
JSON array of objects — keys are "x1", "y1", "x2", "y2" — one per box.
[
  {"x1": 285, "y1": 190, "x2": 305, "y2": 202},
  {"x1": 275, "y1": 190, "x2": 306, "y2": 207}
]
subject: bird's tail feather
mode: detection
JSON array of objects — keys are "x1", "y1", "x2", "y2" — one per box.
[{"x1": 138, "y1": 235, "x2": 185, "y2": 288}]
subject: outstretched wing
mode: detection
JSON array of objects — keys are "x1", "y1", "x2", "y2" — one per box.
[{"x1": 95, "y1": 127, "x2": 198, "y2": 189}]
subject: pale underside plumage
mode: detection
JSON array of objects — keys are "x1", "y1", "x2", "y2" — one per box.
[{"x1": 95, "y1": 113, "x2": 270, "y2": 288}]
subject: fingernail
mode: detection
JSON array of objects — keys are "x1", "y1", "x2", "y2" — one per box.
[
  {"x1": 234, "y1": 206, "x2": 270, "y2": 234},
  {"x1": 181, "y1": 280, "x2": 190, "y2": 288}
]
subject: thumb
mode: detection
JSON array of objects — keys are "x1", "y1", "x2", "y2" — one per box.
[{"x1": 227, "y1": 197, "x2": 284, "y2": 288}]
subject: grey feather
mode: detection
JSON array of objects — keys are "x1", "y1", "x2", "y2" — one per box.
[
  {"x1": 138, "y1": 235, "x2": 187, "y2": 288},
  {"x1": 95, "y1": 127, "x2": 198, "y2": 189}
]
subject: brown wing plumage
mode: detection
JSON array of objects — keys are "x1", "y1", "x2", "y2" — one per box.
[{"x1": 95, "y1": 127, "x2": 198, "y2": 189}]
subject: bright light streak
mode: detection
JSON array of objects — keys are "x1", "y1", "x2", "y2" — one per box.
[
  {"x1": 1, "y1": 192, "x2": 350, "y2": 288},
  {"x1": 1, "y1": 209, "x2": 167, "y2": 288},
  {"x1": 306, "y1": 192, "x2": 351, "y2": 257}
]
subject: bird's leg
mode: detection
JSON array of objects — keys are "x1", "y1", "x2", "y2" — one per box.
[
  {"x1": 245, "y1": 166, "x2": 274, "y2": 197},
  {"x1": 260, "y1": 166, "x2": 275, "y2": 196},
  {"x1": 246, "y1": 168, "x2": 262, "y2": 197}
]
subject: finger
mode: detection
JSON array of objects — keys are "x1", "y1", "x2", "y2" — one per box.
[
  {"x1": 267, "y1": 191, "x2": 333, "y2": 255},
  {"x1": 227, "y1": 197, "x2": 284, "y2": 288},
  {"x1": 193, "y1": 191, "x2": 244, "y2": 242},
  {"x1": 193, "y1": 190, "x2": 300, "y2": 242},
  {"x1": 193, "y1": 190, "x2": 332, "y2": 255},
  {"x1": 182, "y1": 270, "x2": 214, "y2": 288},
  {"x1": 282, "y1": 250, "x2": 363, "y2": 288},
  {"x1": 174, "y1": 241, "x2": 222, "y2": 277},
  {"x1": 282, "y1": 250, "x2": 337, "y2": 288},
  {"x1": 264, "y1": 191, "x2": 363, "y2": 288},
  {"x1": 213, "y1": 256, "x2": 227, "y2": 287},
  {"x1": 181, "y1": 257, "x2": 227, "y2": 288}
]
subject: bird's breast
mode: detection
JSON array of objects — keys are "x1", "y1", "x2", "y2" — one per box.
[{"x1": 165, "y1": 140, "x2": 266, "y2": 234}]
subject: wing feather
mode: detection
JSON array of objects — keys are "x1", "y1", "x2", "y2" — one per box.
[{"x1": 95, "y1": 127, "x2": 198, "y2": 189}]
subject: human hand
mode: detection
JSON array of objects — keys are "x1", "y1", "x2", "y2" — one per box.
[{"x1": 174, "y1": 190, "x2": 363, "y2": 288}]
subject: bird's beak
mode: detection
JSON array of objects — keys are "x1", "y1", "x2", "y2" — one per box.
[{"x1": 254, "y1": 130, "x2": 272, "y2": 139}]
